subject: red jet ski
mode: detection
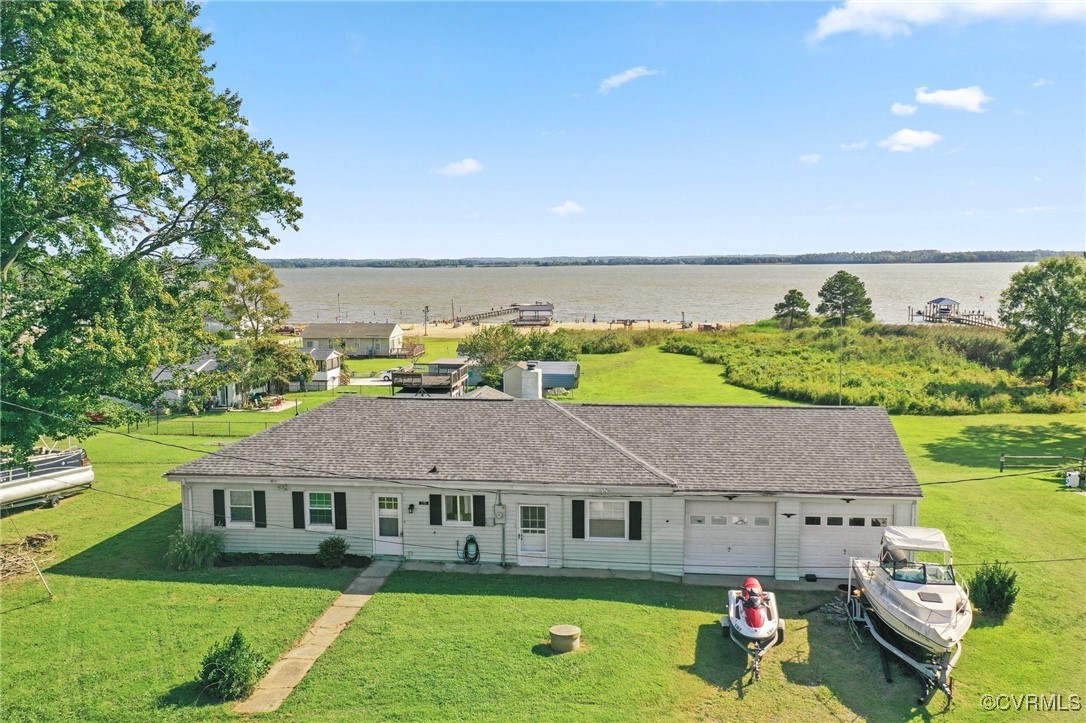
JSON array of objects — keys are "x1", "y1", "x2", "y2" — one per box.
[{"x1": 721, "y1": 577, "x2": 784, "y2": 681}]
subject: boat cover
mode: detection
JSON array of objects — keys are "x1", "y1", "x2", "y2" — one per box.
[{"x1": 882, "y1": 526, "x2": 951, "y2": 553}]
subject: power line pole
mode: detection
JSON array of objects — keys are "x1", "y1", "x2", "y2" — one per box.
[{"x1": 422, "y1": 305, "x2": 430, "y2": 336}]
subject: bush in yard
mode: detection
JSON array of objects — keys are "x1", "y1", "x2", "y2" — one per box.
[
  {"x1": 969, "y1": 561, "x2": 1020, "y2": 617},
  {"x1": 316, "y1": 535, "x2": 350, "y2": 568},
  {"x1": 165, "y1": 526, "x2": 223, "y2": 571},
  {"x1": 198, "y1": 629, "x2": 269, "y2": 701}
]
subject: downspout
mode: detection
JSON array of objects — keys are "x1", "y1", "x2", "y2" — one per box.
[
  {"x1": 647, "y1": 498, "x2": 653, "y2": 575},
  {"x1": 497, "y1": 491, "x2": 506, "y2": 566}
]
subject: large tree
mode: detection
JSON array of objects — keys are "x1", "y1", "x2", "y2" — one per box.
[
  {"x1": 999, "y1": 255, "x2": 1086, "y2": 391},
  {"x1": 0, "y1": 1, "x2": 302, "y2": 458},
  {"x1": 457, "y1": 325, "x2": 530, "y2": 387},
  {"x1": 773, "y1": 289, "x2": 811, "y2": 329},
  {"x1": 214, "y1": 263, "x2": 291, "y2": 340},
  {"x1": 816, "y1": 270, "x2": 874, "y2": 324}
]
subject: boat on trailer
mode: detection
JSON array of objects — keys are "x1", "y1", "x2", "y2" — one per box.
[
  {"x1": 0, "y1": 447, "x2": 95, "y2": 510},
  {"x1": 849, "y1": 526, "x2": 972, "y2": 707},
  {"x1": 720, "y1": 577, "x2": 784, "y2": 681}
]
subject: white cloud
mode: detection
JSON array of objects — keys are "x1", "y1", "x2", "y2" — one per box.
[
  {"x1": 598, "y1": 66, "x2": 660, "y2": 94},
  {"x1": 810, "y1": 1, "x2": 1084, "y2": 41},
  {"x1": 1016, "y1": 205, "x2": 1057, "y2": 214},
  {"x1": 549, "y1": 200, "x2": 585, "y2": 216},
  {"x1": 915, "y1": 86, "x2": 992, "y2": 113},
  {"x1": 1032, "y1": 77, "x2": 1053, "y2": 87},
  {"x1": 435, "y1": 158, "x2": 483, "y2": 177},
  {"x1": 891, "y1": 102, "x2": 918, "y2": 116},
  {"x1": 799, "y1": 154, "x2": 822, "y2": 165},
  {"x1": 878, "y1": 128, "x2": 943, "y2": 152},
  {"x1": 840, "y1": 140, "x2": 868, "y2": 151}
]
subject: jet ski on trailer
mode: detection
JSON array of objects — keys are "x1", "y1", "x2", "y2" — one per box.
[{"x1": 720, "y1": 577, "x2": 784, "y2": 681}]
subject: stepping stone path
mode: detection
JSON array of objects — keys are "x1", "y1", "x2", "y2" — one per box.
[{"x1": 235, "y1": 559, "x2": 400, "y2": 714}]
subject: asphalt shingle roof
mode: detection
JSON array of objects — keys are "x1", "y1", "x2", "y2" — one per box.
[
  {"x1": 166, "y1": 398, "x2": 920, "y2": 497},
  {"x1": 301, "y1": 323, "x2": 400, "y2": 339},
  {"x1": 566, "y1": 404, "x2": 919, "y2": 497}
]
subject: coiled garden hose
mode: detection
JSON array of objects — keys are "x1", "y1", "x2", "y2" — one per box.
[{"x1": 460, "y1": 535, "x2": 480, "y2": 565}]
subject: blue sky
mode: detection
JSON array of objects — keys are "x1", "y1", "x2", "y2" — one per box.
[{"x1": 196, "y1": 1, "x2": 1086, "y2": 259}]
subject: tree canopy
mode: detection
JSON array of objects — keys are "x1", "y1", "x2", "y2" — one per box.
[
  {"x1": 215, "y1": 263, "x2": 291, "y2": 340},
  {"x1": 457, "y1": 326, "x2": 578, "y2": 388},
  {"x1": 816, "y1": 270, "x2": 874, "y2": 323},
  {"x1": 773, "y1": 289, "x2": 811, "y2": 329},
  {"x1": 0, "y1": 1, "x2": 302, "y2": 458},
  {"x1": 998, "y1": 255, "x2": 1086, "y2": 391}
]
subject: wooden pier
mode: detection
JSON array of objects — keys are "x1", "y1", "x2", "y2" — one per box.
[{"x1": 910, "y1": 298, "x2": 1004, "y2": 330}]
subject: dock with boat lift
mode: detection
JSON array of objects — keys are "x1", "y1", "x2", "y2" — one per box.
[{"x1": 909, "y1": 297, "x2": 1004, "y2": 330}]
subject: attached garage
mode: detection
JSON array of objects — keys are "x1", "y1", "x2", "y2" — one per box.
[
  {"x1": 683, "y1": 501, "x2": 775, "y2": 575},
  {"x1": 798, "y1": 502, "x2": 894, "y2": 579}
]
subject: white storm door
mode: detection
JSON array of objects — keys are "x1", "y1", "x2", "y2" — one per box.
[
  {"x1": 373, "y1": 494, "x2": 403, "y2": 556},
  {"x1": 517, "y1": 505, "x2": 548, "y2": 567}
]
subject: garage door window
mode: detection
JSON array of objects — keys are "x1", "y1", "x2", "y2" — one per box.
[
  {"x1": 827, "y1": 516, "x2": 843, "y2": 526},
  {"x1": 732, "y1": 516, "x2": 749, "y2": 526},
  {"x1": 689, "y1": 515, "x2": 706, "y2": 525},
  {"x1": 849, "y1": 517, "x2": 866, "y2": 527},
  {"x1": 871, "y1": 517, "x2": 888, "y2": 527},
  {"x1": 754, "y1": 517, "x2": 770, "y2": 527},
  {"x1": 710, "y1": 515, "x2": 727, "y2": 525},
  {"x1": 804, "y1": 516, "x2": 821, "y2": 525}
]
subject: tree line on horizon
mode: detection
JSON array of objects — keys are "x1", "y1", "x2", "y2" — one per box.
[{"x1": 262, "y1": 249, "x2": 1073, "y2": 269}]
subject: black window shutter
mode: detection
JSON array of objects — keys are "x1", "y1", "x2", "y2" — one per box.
[
  {"x1": 254, "y1": 491, "x2": 267, "y2": 528},
  {"x1": 212, "y1": 489, "x2": 226, "y2": 526},
  {"x1": 572, "y1": 499, "x2": 585, "y2": 539},
  {"x1": 429, "y1": 494, "x2": 442, "y2": 525},
  {"x1": 472, "y1": 495, "x2": 486, "y2": 527},
  {"x1": 292, "y1": 491, "x2": 305, "y2": 529},
  {"x1": 334, "y1": 492, "x2": 347, "y2": 530},
  {"x1": 628, "y1": 501, "x2": 642, "y2": 541}
]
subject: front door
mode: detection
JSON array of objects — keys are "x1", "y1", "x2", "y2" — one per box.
[
  {"x1": 518, "y1": 505, "x2": 548, "y2": 567},
  {"x1": 373, "y1": 494, "x2": 403, "y2": 556}
]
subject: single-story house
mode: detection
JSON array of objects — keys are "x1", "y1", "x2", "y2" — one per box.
[
  {"x1": 153, "y1": 353, "x2": 264, "y2": 409},
  {"x1": 504, "y1": 361, "x2": 579, "y2": 397},
  {"x1": 288, "y1": 348, "x2": 343, "y2": 392},
  {"x1": 166, "y1": 397, "x2": 921, "y2": 580},
  {"x1": 301, "y1": 323, "x2": 405, "y2": 358}
]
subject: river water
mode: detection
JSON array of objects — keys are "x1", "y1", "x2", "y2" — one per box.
[{"x1": 275, "y1": 263, "x2": 1025, "y2": 325}]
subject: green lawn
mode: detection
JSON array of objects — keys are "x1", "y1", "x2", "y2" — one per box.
[
  {"x1": 571, "y1": 344, "x2": 799, "y2": 405},
  {"x1": 0, "y1": 433, "x2": 356, "y2": 723},
  {"x1": 1, "y1": 340, "x2": 1082, "y2": 722}
]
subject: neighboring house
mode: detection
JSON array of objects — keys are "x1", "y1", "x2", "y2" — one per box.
[
  {"x1": 288, "y1": 348, "x2": 343, "y2": 392},
  {"x1": 167, "y1": 397, "x2": 921, "y2": 580},
  {"x1": 152, "y1": 353, "x2": 263, "y2": 408},
  {"x1": 429, "y1": 357, "x2": 482, "y2": 386},
  {"x1": 463, "y1": 386, "x2": 514, "y2": 400},
  {"x1": 301, "y1": 323, "x2": 404, "y2": 358},
  {"x1": 503, "y1": 361, "x2": 580, "y2": 398}
]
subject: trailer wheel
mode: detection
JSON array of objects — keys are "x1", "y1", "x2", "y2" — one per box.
[
  {"x1": 776, "y1": 620, "x2": 785, "y2": 645},
  {"x1": 47, "y1": 496, "x2": 61, "y2": 508}
]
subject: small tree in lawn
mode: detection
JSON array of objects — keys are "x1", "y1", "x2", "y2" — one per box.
[
  {"x1": 457, "y1": 325, "x2": 528, "y2": 387},
  {"x1": 774, "y1": 289, "x2": 811, "y2": 329},
  {"x1": 816, "y1": 271, "x2": 874, "y2": 324},
  {"x1": 998, "y1": 255, "x2": 1086, "y2": 391},
  {"x1": 214, "y1": 263, "x2": 291, "y2": 341}
]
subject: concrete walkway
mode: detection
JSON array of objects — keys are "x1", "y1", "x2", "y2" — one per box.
[{"x1": 235, "y1": 559, "x2": 400, "y2": 715}]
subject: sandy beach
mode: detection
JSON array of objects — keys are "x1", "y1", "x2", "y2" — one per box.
[{"x1": 393, "y1": 319, "x2": 718, "y2": 339}]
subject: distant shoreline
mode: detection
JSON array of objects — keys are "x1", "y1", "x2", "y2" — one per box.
[{"x1": 262, "y1": 250, "x2": 1071, "y2": 269}]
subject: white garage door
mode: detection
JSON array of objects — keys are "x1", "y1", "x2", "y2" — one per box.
[
  {"x1": 683, "y1": 501, "x2": 775, "y2": 575},
  {"x1": 799, "y1": 502, "x2": 894, "y2": 579}
]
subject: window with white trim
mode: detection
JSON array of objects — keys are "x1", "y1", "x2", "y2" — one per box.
[
  {"x1": 587, "y1": 500, "x2": 626, "y2": 540},
  {"x1": 308, "y1": 492, "x2": 334, "y2": 527},
  {"x1": 228, "y1": 490, "x2": 254, "y2": 527},
  {"x1": 444, "y1": 495, "x2": 472, "y2": 525}
]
